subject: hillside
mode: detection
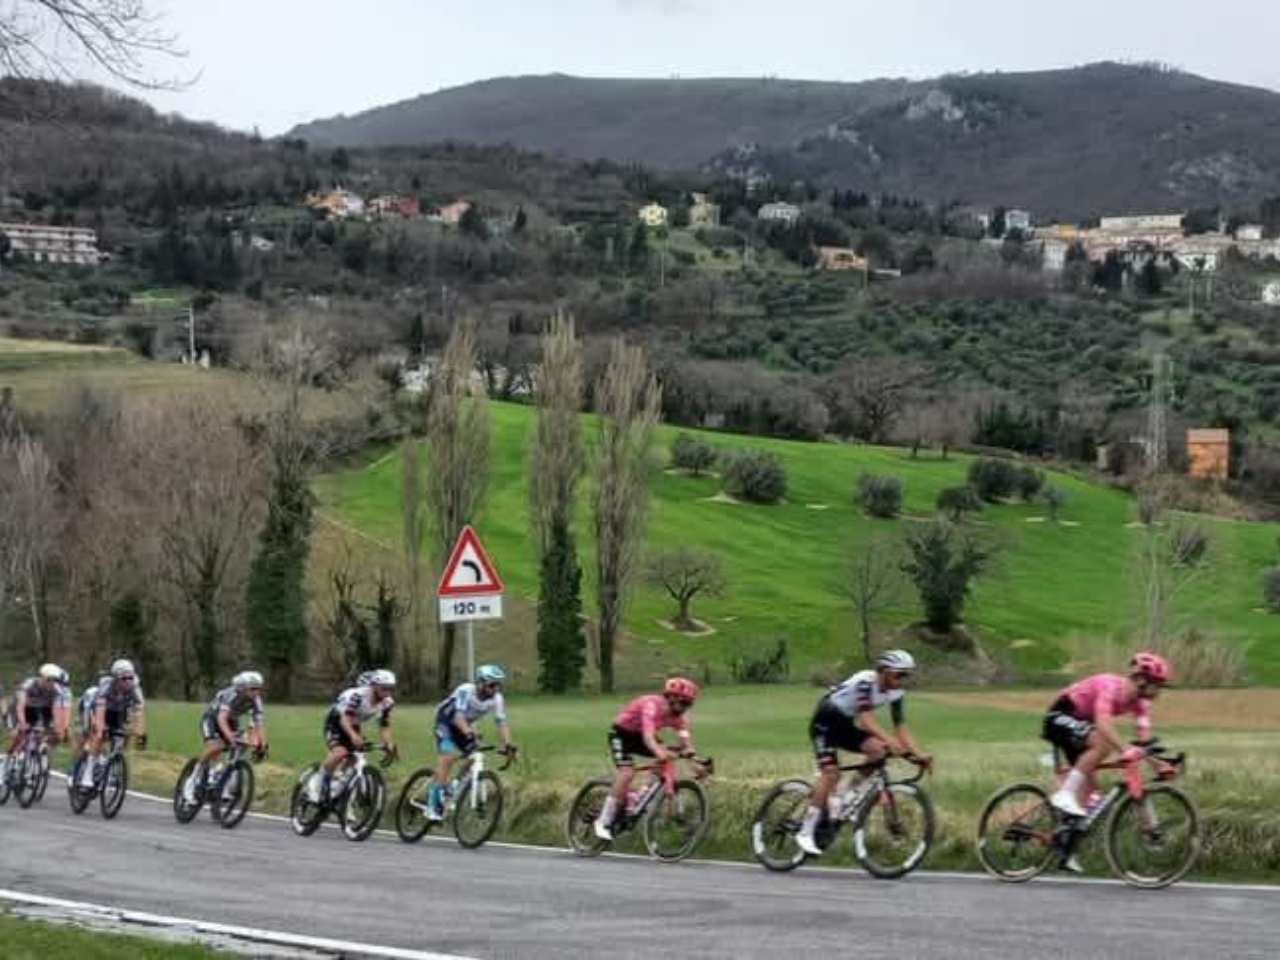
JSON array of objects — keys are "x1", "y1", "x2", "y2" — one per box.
[
  {"x1": 288, "y1": 64, "x2": 1280, "y2": 218},
  {"x1": 316, "y1": 401, "x2": 1280, "y2": 686}
]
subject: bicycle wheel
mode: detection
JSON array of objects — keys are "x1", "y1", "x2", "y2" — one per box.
[
  {"x1": 976, "y1": 782, "x2": 1058, "y2": 882},
  {"x1": 1104, "y1": 784, "x2": 1201, "y2": 889},
  {"x1": 213, "y1": 761, "x2": 254, "y2": 829},
  {"x1": 395, "y1": 768, "x2": 438, "y2": 844},
  {"x1": 100, "y1": 753, "x2": 128, "y2": 819},
  {"x1": 750, "y1": 779, "x2": 812, "y2": 872},
  {"x1": 341, "y1": 768, "x2": 386, "y2": 841},
  {"x1": 13, "y1": 752, "x2": 37, "y2": 808},
  {"x1": 173, "y1": 759, "x2": 205, "y2": 824},
  {"x1": 67, "y1": 756, "x2": 92, "y2": 814},
  {"x1": 0, "y1": 756, "x2": 10, "y2": 806},
  {"x1": 289, "y1": 765, "x2": 325, "y2": 837},
  {"x1": 853, "y1": 783, "x2": 934, "y2": 879},
  {"x1": 566, "y1": 779, "x2": 613, "y2": 857},
  {"x1": 34, "y1": 750, "x2": 50, "y2": 802},
  {"x1": 453, "y1": 770, "x2": 504, "y2": 849},
  {"x1": 642, "y1": 779, "x2": 709, "y2": 863}
]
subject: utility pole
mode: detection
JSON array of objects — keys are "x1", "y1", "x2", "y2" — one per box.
[
  {"x1": 1147, "y1": 352, "x2": 1172, "y2": 474},
  {"x1": 187, "y1": 304, "x2": 196, "y2": 364}
]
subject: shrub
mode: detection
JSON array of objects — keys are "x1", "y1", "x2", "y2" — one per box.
[
  {"x1": 1015, "y1": 465, "x2": 1045, "y2": 501},
  {"x1": 1156, "y1": 628, "x2": 1248, "y2": 687},
  {"x1": 968, "y1": 457, "x2": 1020, "y2": 502},
  {"x1": 1169, "y1": 522, "x2": 1210, "y2": 567},
  {"x1": 722, "y1": 450, "x2": 787, "y2": 504},
  {"x1": 1263, "y1": 567, "x2": 1280, "y2": 612},
  {"x1": 1041, "y1": 485, "x2": 1067, "y2": 521},
  {"x1": 729, "y1": 639, "x2": 790, "y2": 684},
  {"x1": 856, "y1": 473, "x2": 903, "y2": 518},
  {"x1": 670, "y1": 433, "x2": 717, "y2": 476},
  {"x1": 936, "y1": 485, "x2": 982, "y2": 522},
  {"x1": 900, "y1": 521, "x2": 992, "y2": 633}
]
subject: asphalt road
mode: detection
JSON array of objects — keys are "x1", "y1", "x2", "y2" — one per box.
[{"x1": 2, "y1": 790, "x2": 1278, "y2": 960}]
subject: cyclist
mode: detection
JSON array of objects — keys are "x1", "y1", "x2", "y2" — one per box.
[
  {"x1": 307, "y1": 668, "x2": 398, "y2": 804},
  {"x1": 75, "y1": 670, "x2": 112, "y2": 754},
  {"x1": 181, "y1": 671, "x2": 269, "y2": 805},
  {"x1": 593, "y1": 676, "x2": 703, "y2": 841},
  {"x1": 3, "y1": 664, "x2": 71, "y2": 780},
  {"x1": 78, "y1": 659, "x2": 147, "y2": 789},
  {"x1": 795, "y1": 650, "x2": 931, "y2": 857},
  {"x1": 1044, "y1": 651, "x2": 1175, "y2": 821},
  {"x1": 426, "y1": 663, "x2": 516, "y2": 820}
]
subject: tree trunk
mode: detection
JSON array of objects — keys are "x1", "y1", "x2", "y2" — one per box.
[
  {"x1": 437, "y1": 622, "x2": 456, "y2": 695},
  {"x1": 677, "y1": 595, "x2": 693, "y2": 630},
  {"x1": 598, "y1": 621, "x2": 615, "y2": 694},
  {"x1": 27, "y1": 564, "x2": 46, "y2": 662},
  {"x1": 860, "y1": 611, "x2": 872, "y2": 663}
]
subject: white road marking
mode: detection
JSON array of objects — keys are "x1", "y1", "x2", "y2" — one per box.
[{"x1": 0, "y1": 887, "x2": 477, "y2": 960}]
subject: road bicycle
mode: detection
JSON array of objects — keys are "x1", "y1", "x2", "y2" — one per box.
[
  {"x1": 1, "y1": 724, "x2": 53, "y2": 809},
  {"x1": 567, "y1": 752, "x2": 714, "y2": 863},
  {"x1": 395, "y1": 742, "x2": 517, "y2": 849},
  {"x1": 290, "y1": 743, "x2": 394, "y2": 842},
  {"x1": 976, "y1": 739, "x2": 1199, "y2": 889},
  {"x1": 751, "y1": 755, "x2": 934, "y2": 879},
  {"x1": 68, "y1": 731, "x2": 131, "y2": 819},
  {"x1": 173, "y1": 739, "x2": 265, "y2": 829}
]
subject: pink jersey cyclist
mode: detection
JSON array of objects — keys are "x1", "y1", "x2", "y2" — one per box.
[
  {"x1": 1063, "y1": 673, "x2": 1153, "y2": 741},
  {"x1": 614, "y1": 694, "x2": 690, "y2": 741}
]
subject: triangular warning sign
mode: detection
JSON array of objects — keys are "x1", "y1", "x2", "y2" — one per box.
[{"x1": 437, "y1": 525, "x2": 505, "y2": 597}]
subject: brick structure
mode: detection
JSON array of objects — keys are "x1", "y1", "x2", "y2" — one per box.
[{"x1": 1186, "y1": 428, "x2": 1229, "y2": 480}]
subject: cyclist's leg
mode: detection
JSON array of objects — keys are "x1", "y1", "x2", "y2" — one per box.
[
  {"x1": 318, "y1": 711, "x2": 354, "y2": 801},
  {"x1": 798, "y1": 701, "x2": 866, "y2": 854},
  {"x1": 1043, "y1": 697, "x2": 1096, "y2": 814},
  {"x1": 429, "y1": 723, "x2": 470, "y2": 817},
  {"x1": 595, "y1": 726, "x2": 646, "y2": 837}
]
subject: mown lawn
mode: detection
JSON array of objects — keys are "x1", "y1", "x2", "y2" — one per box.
[
  {"x1": 315, "y1": 400, "x2": 1280, "y2": 684},
  {"x1": 0, "y1": 913, "x2": 220, "y2": 959}
]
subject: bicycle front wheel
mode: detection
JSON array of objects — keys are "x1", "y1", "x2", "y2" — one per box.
[
  {"x1": 976, "y1": 782, "x2": 1058, "y2": 882},
  {"x1": 13, "y1": 753, "x2": 37, "y2": 808},
  {"x1": 34, "y1": 751, "x2": 50, "y2": 802},
  {"x1": 853, "y1": 783, "x2": 934, "y2": 879},
  {"x1": 173, "y1": 759, "x2": 204, "y2": 823},
  {"x1": 289, "y1": 765, "x2": 325, "y2": 837},
  {"x1": 750, "y1": 779, "x2": 812, "y2": 872},
  {"x1": 1105, "y1": 784, "x2": 1200, "y2": 889},
  {"x1": 341, "y1": 768, "x2": 386, "y2": 841},
  {"x1": 566, "y1": 779, "x2": 613, "y2": 857},
  {"x1": 395, "y1": 768, "x2": 438, "y2": 844},
  {"x1": 100, "y1": 754, "x2": 128, "y2": 819},
  {"x1": 67, "y1": 757, "x2": 91, "y2": 814},
  {"x1": 642, "y1": 779, "x2": 709, "y2": 863},
  {"x1": 214, "y1": 761, "x2": 254, "y2": 829},
  {"x1": 0, "y1": 757, "x2": 10, "y2": 806},
  {"x1": 453, "y1": 770, "x2": 504, "y2": 849}
]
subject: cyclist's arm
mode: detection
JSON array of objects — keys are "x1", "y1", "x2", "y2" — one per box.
[
  {"x1": 1092, "y1": 697, "x2": 1127, "y2": 754},
  {"x1": 53, "y1": 703, "x2": 70, "y2": 741},
  {"x1": 132, "y1": 699, "x2": 147, "y2": 739},
  {"x1": 251, "y1": 698, "x2": 268, "y2": 749},
  {"x1": 855, "y1": 709, "x2": 905, "y2": 754},
  {"x1": 453, "y1": 714, "x2": 475, "y2": 739},
  {"x1": 492, "y1": 694, "x2": 512, "y2": 748},
  {"x1": 91, "y1": 702, "x2": 107, "y2": 739},
  {"x1": 640, "y1": 720, "x2": 671, "y2": 761},
  {"x1": 378, "y1": 704, "x2": 394, "y2": 750},
  {"x1": 14, "y1": 689, "x2": 28, "y2": 730},
  {"x1": 496, "y1": 720, "x2": 512, "y2": 749},
  {"x1": 217, "y1": 706, "x2": 237, "y2": 743},
  {"x1": 339, "y1": 710, "x2": 364, "y2": 748}
]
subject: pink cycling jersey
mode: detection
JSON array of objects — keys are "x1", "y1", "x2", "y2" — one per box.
[
  {"x1": 1063, "y1": 673, "x2": 1153, "y2": 741},
  {"x1": 614, "y1": 694, "x2": 690, "y2": 738}
]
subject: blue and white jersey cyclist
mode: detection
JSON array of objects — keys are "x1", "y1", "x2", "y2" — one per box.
[
  {"x1": 181, "y1": 670, "x2": 269, "y2": 804},
  {"x1": 426, "y1": 664, "x2": 516, "y2": 820},
  {"x1": 309, "y1": 669, "x2": 399, "y2": 804}
]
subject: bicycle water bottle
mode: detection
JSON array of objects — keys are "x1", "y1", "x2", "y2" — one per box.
[
  {"x1": 1085, "y1": 790, "x2": 1104, "y2": 816},
  {"x1": 624, "y1": 788, "x2": 643, "y2": 815}
]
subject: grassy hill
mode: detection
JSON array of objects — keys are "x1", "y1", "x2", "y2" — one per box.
[
  {"x1": 316, "y1": 401, "x2": 1280, "y2": 686},
  {"x1": 288, "y1": 64, "x2": 1280, "y2": 218}
]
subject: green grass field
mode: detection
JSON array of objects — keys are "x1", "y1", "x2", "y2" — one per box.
[
  {"x1": 46, "y1": 689, "x2": 1278, "y2": 883},
  {"x1": 316, "y1": 401, "x2": 1280, "y2": 685},
  {"x1": 0, "y1": 913, "x2": 219, "y2": 959}
]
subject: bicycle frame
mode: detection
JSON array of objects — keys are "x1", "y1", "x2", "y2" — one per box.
[{"x1": 623, "y1": 754, "x2": 711, "y2": 823}]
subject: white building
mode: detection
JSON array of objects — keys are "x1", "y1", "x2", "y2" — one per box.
[
  {"x1": 757, "y1": 201, "x2": 802, "y2": 225},
  {"x1": 1099, "y1": 214, "x2": 1184, "y2": 232},
  {"x1": 637, "y1": 202, "x2": 669, "y2": 228},
  {"x1": 1262, "y1": 280, "x2": 1280, "y2": 306},
  {"x1": 0, "y1": 222, "x2": 103, "y2": 265},
  {"x1": 1237, "y1": 224, "x2": 1265, "y2": 241},
  {"x1": 1005, "y1": 209, "x2": 1033, "y2": 232}
]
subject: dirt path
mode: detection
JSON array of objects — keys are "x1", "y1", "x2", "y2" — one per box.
[{"x1": 925, "y1": 689, "x2": 1280, "y2": 731}]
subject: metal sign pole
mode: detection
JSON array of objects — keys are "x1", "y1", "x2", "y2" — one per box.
[{"x1": 466, "y1": 620, "x2": 475, "y2": 681}]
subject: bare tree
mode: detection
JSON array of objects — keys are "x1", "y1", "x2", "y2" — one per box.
[
  {"x1": 592, "y1": 338, "x2": 661, "y2": 692},
  {"x1": 645, "y1": 547, "x2": 726, "y2": 631},
  {"x1": 830, "y1": 357, "x2": 922, "y2": 443},
  {"x1": 401, "y1": 438, "x2": 427, "y2": 692},
  {"x1": 845, "y1": 536, "x2": 906, "y2": 663},
  {"x1": 424, "y1": 317, "x2": 491, "y2": 693},
  {"x1": 0, "y1": 430, "x2": 60, "y2": 660}
]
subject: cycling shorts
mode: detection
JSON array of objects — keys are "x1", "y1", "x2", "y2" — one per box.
[
  {"x1": 809, "y1": 697, "x2": 869, "y2": 765},
  {"x1": 1042, "y1": 694, "x2": 1094, "y2": 764},
  {"x1": 200, "y1": 710, "x2": 239, "y2": 745},
  {"x1": 22, "y1": 704, "x2": 53, "y2": 729},
  {"x1": 434, "y1": 722, "x2": 476, "y2": 756},
  {"x1": 608, "y1": 724, "x2": 653, "y2": 767},
  {"x1": 323, "y1": 708, "x2": 360, "y2": 752}
]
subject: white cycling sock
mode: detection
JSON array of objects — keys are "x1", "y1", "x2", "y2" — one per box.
[
  {"x1": 800, "y1": 805, "x2": 822, "y2": 835},
  {"x1": 596, "y1": 796, "x2": 618, "y2": 826},
  {"x1": 1060, "y1": 768, "x2": 1085, "y2": 798}
]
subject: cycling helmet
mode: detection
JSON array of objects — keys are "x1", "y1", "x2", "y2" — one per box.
[
  {"x1": 58, "y1": 668, "x2": 69, "y2": 685},
  {"x1": 233, "y1": 670, "x2": 264, "y2": 690},
  {"x1": 38, "y1": 663, "x2": 63, "y2": 681},
  {"x1": 111, "y1": 658, "x2": 136, "y2": 679},
  {"x1": 476, "y1": 664, "x2": 506, "y2": 684},
  {"x1": 664, "y1": 677, "x2": 700, "y2": 702},
  {"x1": 876, "y1": 649, "x2": 917, "y2": 673},
  {"x1": 1130, "y1": 651, "x2": 1172, "y2": 685},
  {"x1": 367, "y1": 668, "x2": 396, "y2": 688}
]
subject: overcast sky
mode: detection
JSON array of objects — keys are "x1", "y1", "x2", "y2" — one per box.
[{"x1": 119, "y1": 0, "x2": 1280, "y2": 135}]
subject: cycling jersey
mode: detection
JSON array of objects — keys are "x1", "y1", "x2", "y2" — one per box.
[
  {"x1": 332, "y1": 686, "x2": 394, "y2": 727},
  {"x1": 18, "y1": 677, "x2": 71, "y2": 710},
  {"x1": 93, "y1": 677, "x2": 145, "y2": 715},
  {"x1": 1059, "y1": 673, "x2": 1153, "y2": 741},
  {"x1": 206, "y1": 687, "x2": 264, "y2": 727},
  {"x1": 436, "y1": 683, "x2": 507, "y2": 727},
  {"x1": 614, "y1": 694, "x2": 689, "y2": 738},
  {"x1": 825, "y1": 670, "x2": 905, "y2": 725}
]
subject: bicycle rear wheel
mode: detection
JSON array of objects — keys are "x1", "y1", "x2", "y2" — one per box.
[
  {"x1": 214, "y1": 761, "x2": 254, "y2": 829},
  {"x1": 173, "y1": 759, "x2": 205, "y2": 823},
  {"x1": 34, "y1": 750, "x2": 50, "y2": 802},
  {"x1": 1104, "y1": 784, "x2": 1200, "y2": 889},
  {"x1": 854, "y1": 783, "x2": 934, "y2": 879},
  {"x1": 394, "y1": 768, "x2": 438, "y2": 843},
  {"x1": 289, "y1": 765, "x2": 325, "y2": 837},
  {"x1": 0, "y1": 756, "x2": 10, "y2": 806},
  {"x1": 643, "y1": 779, "x2": 709, "y2": 863},
  {"x1": 566, "y1": 779, "x2": 613, "y2": 857},
  {"x1": 67, "y1": 756, "x2": 92, "y2": 814},
  {"x1": 100, "y1": 754, "x2": 128, "y2": 819},
  {"x1": 13, "y1": 753, "x2": 37, "y2": 808},
  {"x1": 976, "y1": 782, "x2": 1058, "y2": 882},
  {"x1": 750, "y1": 779, "x2": 812, "y2": 872},
  {"x1": 453, "y1": 770, "x2": 504, "y2": 849},
  {"x1": 341, "y1": 768, "x2": 386, "y2": 841}
]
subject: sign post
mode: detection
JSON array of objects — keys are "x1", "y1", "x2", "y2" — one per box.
[{"x1": 436, "y1": 525, "x2": 505, "y2": 682}]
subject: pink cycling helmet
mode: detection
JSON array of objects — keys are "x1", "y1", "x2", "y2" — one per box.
[
  {"x1": 664, "y1": 677, "x2": 700, "y2": 702},
  {"x1": 1130, "y1": 651, "x2": 1172, "y2": 685}
]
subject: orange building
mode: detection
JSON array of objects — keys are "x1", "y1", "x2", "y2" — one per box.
[{"x1": 1186, "y1": 428, "x2": 1229, "y2": 480}]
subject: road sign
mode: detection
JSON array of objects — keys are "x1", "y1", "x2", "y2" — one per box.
[
  {"x1": 438, "y1": 594, "x2": 504, "y2": 624},
  {"x1": 437, "y1": 525, "x2": 504, "y2": 629}
]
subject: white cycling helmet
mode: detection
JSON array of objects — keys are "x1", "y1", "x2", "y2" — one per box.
[
  {"x1": 38, "y1": 663, "x2": 63, "y2": 681},
  {"x1": 367, "y1": 669, "x2": 396, "y2": 688},
  {"x1": 475, "y1": 664, "x2": 506, "y2": 684},
  {"x1": 111, "y1": 658, "x2": 136, "y2": 679},
  {"x1": 875, "y1": 649, "x2": 917, "y2": 673},
  {"x1": 233, "y1": 670, "x2": 264, "y2": 690}
]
